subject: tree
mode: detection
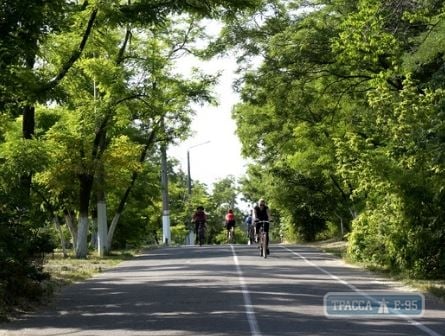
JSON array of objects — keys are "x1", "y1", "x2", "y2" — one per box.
[
  {"x1": 1, "y1": 0, "x2": 263, "y2": 266},
  {"x1": 225, "y1": 0, "x2": 445, "y2": 276}
]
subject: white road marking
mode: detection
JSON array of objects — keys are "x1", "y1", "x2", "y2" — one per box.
[
  {"x1": 282, "y1": 246, "x2": 442, "y2": 336},
  {"x1": 230, "y1": 245, "x2": 262, "y2": 336}
]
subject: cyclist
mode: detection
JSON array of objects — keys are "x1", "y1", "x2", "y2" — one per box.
[
  {"x1": 245, "y1": 211, "x2": 254, "y2": 244},
  {"x1": 225, "y1": 209, "x2": 236, "y2": 242},
  {"x1": 192, "y1": 206, "x2": 207, "y2": 245},
  {"x1": 253, "y1": 199, "x2": 272, "y2": 254}
]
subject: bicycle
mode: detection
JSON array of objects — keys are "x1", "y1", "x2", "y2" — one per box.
[
  {"x1": 197, "y1": 221, "x2": 206, "y2": 246},
  {"x1": 256, "y1": 220, "x2": 270, "y2": 258},
  {"x1": 247, "y1": 224, "x2": 255, "y2": 245},
  {"x1": 227, "y1": 225, "x2": 235, "y2": 244}
]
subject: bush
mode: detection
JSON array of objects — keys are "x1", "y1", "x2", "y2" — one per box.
[
  {"x1": 0, "y1": 203, "x2": 55, "y2": 319},
  {"x1": 294, "y1": 207, "x2": 326, "y2": 242},
  {"x1": 316, "y1": 221, "x2": 343, "y2": 241},
  {"x1": 347, "y1": 191, "x2": 445, "y2": 279},
  {"x1": 214, "y1": 228, "x2": 248, "y2": 244},
  {"x1": 171, "y1": 223, "x2": 188, "y2": 245}
]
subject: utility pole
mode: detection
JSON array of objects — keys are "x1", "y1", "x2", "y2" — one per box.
[
  {"x1": 186, "y1": 140, "x2": 210, "y2": 195},
  {"x1": 185, "y1": 141, "x2": 210, "y2": 246},
  {"x1": 160, "y1": 119, "x2": 170, "y2": 245},
  {"x1": 187, "y1": 150, "x2": 191, "y2": 195},
  {"x1": 93, "y1": 71, "x2": 108, "y2": 257}
]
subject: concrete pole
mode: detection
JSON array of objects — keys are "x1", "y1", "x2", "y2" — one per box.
[
  {"x1": 187, "y1": 150, "x2": 191, "y2": 195},
  {"x1": 160, "y1": 121, "x2": 170, "y2": 245},
  {"x1": 186, "y1": 140, "x2": 210, "y2": 195},
  {"x1": 185, "y1": 141, "x2": 210, "y2": 245}
]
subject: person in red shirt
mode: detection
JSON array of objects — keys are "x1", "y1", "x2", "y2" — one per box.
[{"x1": 225, "y1": 209, "x2": 236, "y2": 243}]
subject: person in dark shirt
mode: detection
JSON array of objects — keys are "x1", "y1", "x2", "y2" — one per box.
[
  {"x1": 253, "y1": 199, "x2": 272, "y2": 253},
  {"x1": 192, "y1": 206, "x2": 207, "y2": 244}
]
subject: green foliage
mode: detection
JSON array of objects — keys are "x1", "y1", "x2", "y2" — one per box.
[
  {"x1": 0, "y1": 193, "x2": 55, "y2": 318},
  {"x1": 211, "y1": 176, "x2": 238, "y2": 207},
  {"x1": 0, "y1": 0, "x2": 263, "y2": 313},
  {"x1": 227, "y1": 0, "x2": 445, "y2": 278},
  {"x1": 214, "y1": 227, "x2": 248, "y2": 245},
  {"x1": 171, "y1": 223, "x2": 188, "y2": 245}
]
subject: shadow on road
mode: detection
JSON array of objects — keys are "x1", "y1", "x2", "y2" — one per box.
[{"x1": 1, "y1": 245, "x2": 444, "y2": 336}]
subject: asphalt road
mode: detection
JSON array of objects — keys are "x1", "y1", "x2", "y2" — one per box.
[{"x1": 1, "y1": 244, "x2": 444, "y2": 336}]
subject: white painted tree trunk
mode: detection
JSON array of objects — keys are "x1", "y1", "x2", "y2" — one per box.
[
  {"x1": 107, "y1": 212, "x2": 121, "y2": 251},
  {"x1": 76, "y1": 215, "x2": 89, "y2": 258},
  {"x1": 97, "y1": 201, "x2": 108, "y2": 257}
]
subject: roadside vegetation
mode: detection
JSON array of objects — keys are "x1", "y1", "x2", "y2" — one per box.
[
  {"x1": 2, "y1": 0, "x2": 444, "y2": 322},
  {"x1": 307, "y1": 238, "x2": 445, "y2": 302},
  {"x1": 226, "y1": 0, "x2": 445, "y2": 289},
  {"x1": 0, "y1": 248, "x2": 137, "y2": 322},
  {"x1": 44, "y1": 249, "x2": 137, "y2": 286},
  {"x1": 0, "y1": 0, "x2": 260, "y2": 322}
]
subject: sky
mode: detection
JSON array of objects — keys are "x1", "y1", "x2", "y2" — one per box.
[{"x1": 168, "y1": 53, "x2": 248, "y2": 191}]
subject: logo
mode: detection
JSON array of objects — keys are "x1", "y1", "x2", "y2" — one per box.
[{"x1": 324, "y1": 292, "x2": 424, "y2": 318}]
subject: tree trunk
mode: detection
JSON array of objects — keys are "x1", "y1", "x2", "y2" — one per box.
[
  {"x1": 64, "y1": 209, "x2": 77, "y2": 250},
  {"x1": 97, "y1": 200, "x2": 108, "y2": 256},
  {"x1": 107, "y1": 212, "x2": 121, "y2": 250},
  {"x1": 76, "y1": 214, "x2": 89, "y2": 258},
  {"x1": 19, "y1": 105, "x2": 35, "y2": 205},
  {"x1": 19, "y1": 49, "x2": 36, "y2": 203},
  {"x1": 53, "y1": 216, "x2": 68, "y2": 257},
  {"x1": 95, "y1": 122, "x2": 109, "y2": 257},
  {"x1": 105, "y1": 129, "x2": 157, "y2": 251},
  {"x1": 76, "y1": 174, "x2": 93, "y2": 258}
]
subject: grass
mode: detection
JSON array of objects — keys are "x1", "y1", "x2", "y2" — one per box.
[
  {"x1": 43, "y1": 249, "x2": 137, "y2": 287},
  {"x1": 1, "y1": 248, "x2": 140, "y2": 322},
  {"x1": 403, "y1": 279, "x2": 445, "y2": 300},
  {"x1": 304, "y1": 238, "x2": 348, "y2": 258},
  {"x1": 305, "y1": 238, "x2": 445, "y2": 302}
]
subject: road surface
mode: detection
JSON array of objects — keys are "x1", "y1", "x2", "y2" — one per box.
[{"x1": 1, "y1": 244, "x2": 444, "y2": 336}]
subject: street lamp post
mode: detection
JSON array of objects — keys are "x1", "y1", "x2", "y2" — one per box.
[
  {"x1": 160, "y1": 117, "x2": 170, "y2": 245},
  {"x1": 161, "y1": 141, "x2": 170, "y2": 245},
  {"x1": 187, "y1": 150, "x2": 191, "y2": 195},
  {"x1": 187, "y1": 140, "x2": 210, "y2": 195},
  {"x1": 185, "y1": 141, "x2": 210, "y2": 246}
]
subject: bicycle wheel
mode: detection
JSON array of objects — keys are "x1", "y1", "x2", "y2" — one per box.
[
  {"x1": 259, "y1": 233, "x2": 264, "y2": 256},
  {"x1": 264, "y1": 232, "x2": 269, "y2": 258},
  {"x1": 198, "y1": 230, "x2": 204, "y2": 246},
  {"x1": 263, "y1": 237, "x2": 267, "y2": 258}
]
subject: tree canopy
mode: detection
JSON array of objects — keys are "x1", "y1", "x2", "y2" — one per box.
[
  {"x1": 2, "y1": 0, "x2": 445, "y2": 318},
  {"x1": 225, "y1": 0, "x2": 445, "y2": 278},
  {"x1": 0, "y1": 0, "x2": 262, "y2": 316}
]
